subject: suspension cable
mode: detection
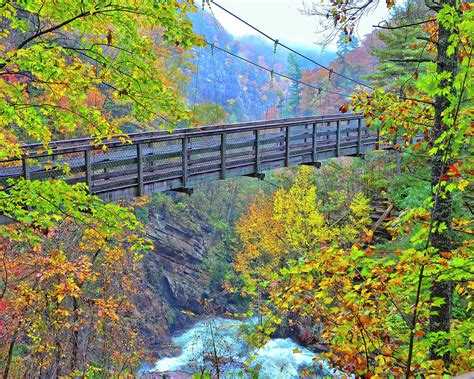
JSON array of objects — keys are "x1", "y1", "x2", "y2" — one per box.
[
  {"x1": 267, "y1": 40, "x2": 278, "y2": 120},
  {"x1": 210, "y1": 43, "x2": 219, "y2": 123},
  {"x1": 209, "y1": 42, "x2": 351, "y2": 98},
  {"x1": 192, "y1": 1, "x2": 206, "y2": 108},
  {"x1": 209, "y1": 0, "x2": 374, "y2": 90}
]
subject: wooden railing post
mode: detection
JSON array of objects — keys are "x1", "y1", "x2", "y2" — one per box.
[
  {"x1": 182, "y1": 137, "x2": 188, "y2": 187},
  {"x1": 255, "y1": 129, "x2": 261, "y2": 174},
  {"x1": 84, "y1": 150, "x2": 92, "y2": 192},
  {"x1": 220, "y1": 133, "x2": 227, "y2": 180},
  {"x1": 376, "y1": 127, "x2": 381, "y2": 150},
  {"x1": 285, "y1": 125, "x2": 290, "y2": 167},
  {"x1": 336, "y1": 120, "x2": 341, "y2": 157},
  {"x1": 357, "y1": 117, "x2": 362, "y2": 155},
  {"x1": 312, "y1": 123, "x2": 317, "y2": 162},
  {"x1": 22, "y1": 156, "x2": 30, "y2": 180},
  {"x1": 137, "y1": 143, "x2": 144, "y2": 196}
]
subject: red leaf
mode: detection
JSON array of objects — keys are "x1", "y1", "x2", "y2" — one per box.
[{"x1": 447, "y1": 165, "x2": 460, "y2": 176}]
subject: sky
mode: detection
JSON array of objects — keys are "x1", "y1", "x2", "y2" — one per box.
[{"x1": 203, "y1": 0, "x2": 390, "y2": 50}]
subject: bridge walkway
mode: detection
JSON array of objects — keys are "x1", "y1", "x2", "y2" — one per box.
[{"x1": 0, "y1": 114, "x2": 380, "y2": 202}]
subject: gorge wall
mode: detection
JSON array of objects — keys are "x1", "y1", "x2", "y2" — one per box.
[
  {"x1": 135, "y1": 199, "x2": 217, "y2": 357},
  {"x1": 134, "y1": 179, "x2": 264, "y2": 358}
]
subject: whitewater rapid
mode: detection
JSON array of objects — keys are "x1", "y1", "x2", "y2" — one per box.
[{"x1": 150, "y1": 317, "x2": 341, "y2": 378}]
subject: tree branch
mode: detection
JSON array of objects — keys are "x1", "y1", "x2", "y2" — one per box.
[
  {"x1": 16, "y1": 3, "x2": 144, "y2": 50},
  {"x1": 374, "y1": 19, "x2": 432, "y2": 30},
  {"x1": 17, "y1": 10, "x2": 95, "y2": 49},
  {"x1": 416, "y1": 36, "x2": 438, "y2": 45},
  {"x1": 390, "y1": 58, "x2": 435, "y2": 63},
  {"x1": 399, "y1": 96, "x2": 435, "y2": 106}
]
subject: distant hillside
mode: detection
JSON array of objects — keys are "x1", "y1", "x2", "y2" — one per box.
[{"x1": 187, "y1": 10, "x2": 337, "y2": 122}]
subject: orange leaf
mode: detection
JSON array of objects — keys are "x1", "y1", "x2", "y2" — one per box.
[
  {"x1": 461, "y1": 2, "x2": 472, "y2": 12},
  {"x1": 412, "y1": 143, "x2": 422, "y2": 151},
  {"x1": 415, "y1": 330, "x2": 425, "y2": 337},
  {"x1": 339, "y1": 104, "x2": 349, "y2": 113}
]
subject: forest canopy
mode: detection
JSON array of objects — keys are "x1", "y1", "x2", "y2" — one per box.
[{"x1": 0, "y1": 0, "x2": 472, "y2": 377}]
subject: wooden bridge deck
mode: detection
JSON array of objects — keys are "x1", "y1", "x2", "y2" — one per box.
[{"x1": 0, "y1": 114, "x2": 380, "y2": 202}]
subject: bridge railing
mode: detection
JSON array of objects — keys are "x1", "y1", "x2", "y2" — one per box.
[{"x1": 0, "y1": 114, "x2": 379, "y2": 201}]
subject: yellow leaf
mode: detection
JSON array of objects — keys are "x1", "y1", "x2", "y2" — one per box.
[{"x1": 458, "y1": 179, "x2": 469, "y2": 191}]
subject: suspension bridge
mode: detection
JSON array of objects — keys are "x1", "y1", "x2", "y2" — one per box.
[
  {"x1": 0, "y1": 2, "x2": 389, "y2": 206},
  {"x1": 0, "y1": 114, "x2": 384, "y2": 202}
]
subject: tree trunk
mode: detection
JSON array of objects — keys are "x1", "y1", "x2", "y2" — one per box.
[
  {"x1": 3, "y1": 332, "x2": 17, "y2": 379},
  {"x1": 70, "y1": 296, "x2": 79, "y2": 376},
  {"x1": 428, "y1": 0, "x2": 459, "y2": 365},
  {"x1": 54, "y1": 339, "x2": 62, "y2": 378}
]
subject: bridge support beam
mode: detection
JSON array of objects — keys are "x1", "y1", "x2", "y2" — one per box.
[
  {"x1": 302, "y1": 161, "x2": 322, "y2": 169},
  {"x1": 255, "y1": 129, "x2": 261, "y2": 174},
  {"x1": 245, "y1": 172, "x2": 265, "y2": 180},
  {"x1": 171, "y1": 187, "x2": 193, "y2": 195}
]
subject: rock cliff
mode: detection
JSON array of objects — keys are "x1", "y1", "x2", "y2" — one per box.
[
  {"x1": 135, "y1": 196, "x2": 218, "y2": 358},
  {"x1": 134, "y1": 179, "x2": 264, "y2": 359}
]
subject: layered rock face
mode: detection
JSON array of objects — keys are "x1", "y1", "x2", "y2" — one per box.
[
  {"x1": 133, "y1": 180, "x2": 262, "y2": 359},
  {"x1": 135, "y1": 203, "x2": 216, "y2": 358}
]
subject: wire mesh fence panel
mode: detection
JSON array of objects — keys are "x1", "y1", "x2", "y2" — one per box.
[
  {"x1": 225, "y1": 130, "x2": 256, "y2": 168},
  {"x1": 289, "y1": 123, "x2": 312, "y2": 158},
  {"x1": 342, "y1": 119, "x2": 357, "y2": 138},
  {"x1": 189, "y1": 134, "x2": 221, "y2": 175},
  {"x1": 339, "y1": 119, "x2": 358, "y2": 150},
  {"x1": 143, "y1": 139, "x2": 182, "y2": 183},
  {"x1": 91, "y1": 145, "x2": 138, "y2": 192},
  {"x1": 318, "y1": 121, "x2": 337, "y2": 145},
  {"x1": 0, "y1": 158, "x2": 22, "y2": 188},
  {"x1": 20, "y1": 152, "x2": 86, "y2": 184},
  {"x1": 260, "y1": 126, "x2": 285, "y2": 163}
]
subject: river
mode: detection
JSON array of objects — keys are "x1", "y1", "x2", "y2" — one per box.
[{"x1": 144, "y1": 317, "x2": 343, "y2": 378}]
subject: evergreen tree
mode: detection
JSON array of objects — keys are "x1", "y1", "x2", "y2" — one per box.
[
  {"x1": 365, "y1": 0, "x2": 433, "y2": 92},
  {"x1": 336, "y1": 31, "x2": 361, "y2": 92},
  {"x1": 286, "y1": 54, "x2": 302, "y2": 117}
]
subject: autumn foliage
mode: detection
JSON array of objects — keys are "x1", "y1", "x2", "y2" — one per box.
[
  {"x1": 0, "y1": 1, "x2": 202, "y2": 376},
  {"x1": 228, "y1": 1, "x2": 474, "y2": 376},
  {"x1": 0, "y1": 180, "x2": 152, "y2": 376}
]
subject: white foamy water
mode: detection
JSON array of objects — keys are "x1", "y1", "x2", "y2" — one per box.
[{"x1": 151, "y1": 317, "x2": 342, "y2": 378}]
